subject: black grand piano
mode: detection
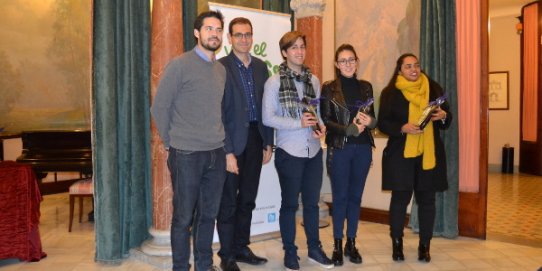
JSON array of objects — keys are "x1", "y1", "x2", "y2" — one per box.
[{"x1": 16, "y1": 130, "x2": 92, "y2": 195}]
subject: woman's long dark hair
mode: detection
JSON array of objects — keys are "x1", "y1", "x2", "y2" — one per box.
[
  {"x1": 334, "y1": 43, "x2": 358, "y2": 78},
  {"x1": 383, "y1": 53, "x2": 418, "y2": 90}
]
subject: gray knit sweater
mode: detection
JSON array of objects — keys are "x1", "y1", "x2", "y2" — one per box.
[{"x1": 151, "y1": 49, "x2": 226, "y2": 151}]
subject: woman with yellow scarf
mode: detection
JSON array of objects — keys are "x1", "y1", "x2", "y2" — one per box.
[{"x1": 378, "y1": 53, "x2": 451, "y2": 263}]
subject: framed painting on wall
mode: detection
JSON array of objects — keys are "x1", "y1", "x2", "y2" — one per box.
[{"x1": 489, "y1": 71, "x2": 509, "y2": 110}]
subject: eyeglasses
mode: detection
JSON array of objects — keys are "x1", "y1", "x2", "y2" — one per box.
[
  {"x1": 337, "y1": 58, "x2": 357, "y2": 66},
  {"x1": 232, "y1": 32, "x2": 253, "y2": 39}
]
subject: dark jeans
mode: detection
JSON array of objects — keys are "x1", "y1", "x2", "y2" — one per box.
[
  {"x1": 274, "y1": 148, "x2": 323, "y2": 254},
  {"x1": 327, "y1": 144, "x2": 372, "y2": 239},
  {"x1": 168, "y1": 147, "x2": 226, "y2": 271},
  {"x1": 217, "y1": 126, "x2": 264, "y2": 260},
  {"x1": 389, "y1": 190, "x2": 436, "y2": 244}
]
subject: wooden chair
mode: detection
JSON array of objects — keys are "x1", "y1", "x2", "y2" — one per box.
[{"x1": 68, "y1": 178, "x2": 93, "y2": 232}]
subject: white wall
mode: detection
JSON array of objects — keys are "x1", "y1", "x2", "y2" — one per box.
[
  {"x1": 488, "y1": 15, "x2": 521, "y2": 172},
  {"x1": 3, "y1": 138, "x2": 22, "y2": 161}
]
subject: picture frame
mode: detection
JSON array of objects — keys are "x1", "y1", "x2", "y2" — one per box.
[{"x1": 489, "y1": 71, "x2": 509, "y2": 110}]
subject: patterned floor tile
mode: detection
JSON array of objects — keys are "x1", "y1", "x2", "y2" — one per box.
[{"x1": 487, "y1": 172, "x2": 542, "y2": 247}]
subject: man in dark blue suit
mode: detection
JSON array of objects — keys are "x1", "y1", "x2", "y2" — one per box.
[{"x1": 217, "y1": 17, "x2": 274, "y2": 271}]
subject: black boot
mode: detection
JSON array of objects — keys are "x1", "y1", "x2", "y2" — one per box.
[
  {"x1": 418, "y1": 241, "x2": 431, "y2": 262},
  {"x1": 344, "y1": 238, "x2": 362, "y2": 264},
  {"x1": 331, "y1": 239, "x2": 343, "y2": 266},
  {"x1": 391, "y1": 237, "x2": 404, "y2": 261}
]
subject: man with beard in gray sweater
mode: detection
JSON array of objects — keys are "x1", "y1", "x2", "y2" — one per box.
[{"x1": 151, "y1": 10, "x2": 226, "y2": 271}]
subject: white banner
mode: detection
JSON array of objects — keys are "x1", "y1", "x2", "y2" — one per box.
[{"x1": 208, "y1": 3, "x2": 291, "y2": 241}]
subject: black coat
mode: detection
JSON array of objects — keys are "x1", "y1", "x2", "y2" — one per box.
[
  {"x1": 219, "y1": 53, "x2": 274, "y2": 155},
  {"x1": 321, "y1": 78, "x2": 376, "y2": 149},
  {"x1": 377, "y1": 79, "x2": 452, "y2": 191}
]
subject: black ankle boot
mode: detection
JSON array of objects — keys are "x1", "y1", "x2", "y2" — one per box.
[
  {"x1": 391, "y1": 237, "x2": 404, "y2": 261},
  {"x1": 344, "y1": 238, "x2": 362, "y2": 264},
  {"x1": 418, "y1": 242, "x2": 431, "y2": 262},
  {"x1": 331, "y1": 239, "x2": 343, "y2": 266}
]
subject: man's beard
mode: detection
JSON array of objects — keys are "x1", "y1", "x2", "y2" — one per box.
[{"x1": 202, "y1": 37, "x2": 221, "y2": 51}]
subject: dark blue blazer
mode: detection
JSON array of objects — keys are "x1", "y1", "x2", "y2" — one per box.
[{"x1": 219, "y1": 52, "x2": 274, "y2": 155}]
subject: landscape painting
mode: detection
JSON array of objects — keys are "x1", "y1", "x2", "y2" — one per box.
[
  {"x1": 0, "y1": 0, "x2": 91, "y2": 133},
  {"x1": 336, "y1": 0, "x2": 420, "y2": 109}
]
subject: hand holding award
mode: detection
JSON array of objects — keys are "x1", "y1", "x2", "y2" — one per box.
[
  {"x1": 300, "y1": 97, "x2": 321, "y2": 132},
  {"x1": 417, "y1": 94, "x2": 446, "y2": 130},
  {"x1": 354, "y1": 97, "x2": 374, "y2": 125}
]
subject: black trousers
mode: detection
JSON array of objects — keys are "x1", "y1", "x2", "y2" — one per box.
[
  {"x1": 217, "y1": 125, "x2": 264, "y2": 260},
  {"x1": 389, "y1": 189, "x2": 436, "y2": 244}
]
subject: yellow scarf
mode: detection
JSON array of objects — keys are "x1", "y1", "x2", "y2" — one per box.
[{"x1": 396, "y1": 74, "x2": 435, "y2": 170}]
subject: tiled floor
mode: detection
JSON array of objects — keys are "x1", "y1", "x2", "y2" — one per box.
[
  {"x1": 487, "y1": 172, "x2": 542, "y2": 248},
  {"x1": 1, "y1": 174, "x2": 542, "y2": 271}
]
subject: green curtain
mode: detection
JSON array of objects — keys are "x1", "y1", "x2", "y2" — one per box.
[
  {"x1": 262, "y1": 0, "x2": 294, "y2": 30},
  {"x1": 262, "y1": 0, "x2": 289, "y2": 12},
  {"x1": 183, "y1": 1, "x2": 197, "y2": 51},
  {"x1": 409, "y1": 0, "x2": 459, "y2": 239},
  {"x1": 92, "y1": 0, "x2": 152, "y2": 262}
]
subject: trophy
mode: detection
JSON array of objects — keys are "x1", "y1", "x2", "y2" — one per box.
[
  {"x1": 416, "y1": 94, "x2": 447, "y2": 130},
  {"x1": 354, "y1": 98, "x2": 374, "y2": 125},
  {"x1": 300, "y1": 97, "x2": 321, "y2": 132}
]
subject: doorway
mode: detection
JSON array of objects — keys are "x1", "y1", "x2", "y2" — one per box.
[{"x1": 487, "y1": 0, "x2": 542, "y2": 247}]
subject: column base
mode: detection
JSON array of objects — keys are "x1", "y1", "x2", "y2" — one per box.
[
  {"x1": 131, "y1": 247, "x2": 172, "y2": 270},
  {"x1": 140, "y1": 227, "x2": 172, "y2": 256},
  {"x1": 132, "y1": 227, "x2": 172, "y2": 269}
]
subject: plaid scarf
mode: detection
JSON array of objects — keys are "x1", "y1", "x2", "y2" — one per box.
[{"x1": 278, "y1": 62, "x2": 316, "y2": 119}]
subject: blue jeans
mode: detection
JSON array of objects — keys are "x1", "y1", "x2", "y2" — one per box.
[
  {"x1": 274, "y1": 148, "x2": 323, "y2": 254},
  {"x1": 327, "y1": 144, "x2": 372, "y2": 239},
  {"x1": 168, "y1": 147, "x2": 226, "y2": 271}
]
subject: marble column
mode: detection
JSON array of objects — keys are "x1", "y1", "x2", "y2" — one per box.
[
  {"x1": 290, "y1": 0, "x2": 326, "y2": 81},
  {"x1": 136, "y1": 0, "x2": 183, "y2": 267}
]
